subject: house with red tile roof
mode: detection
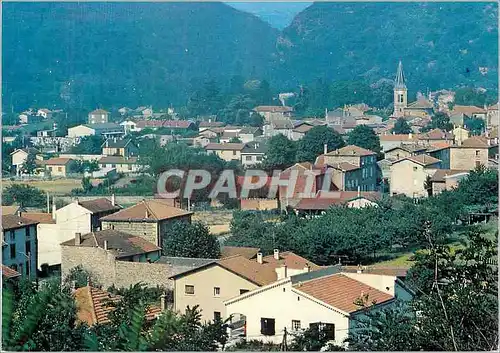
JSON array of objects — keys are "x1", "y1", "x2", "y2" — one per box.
[
  {"x1": 74, "y1": 285, "x2": 162, "y2": 326},
  {"x1": 169, "y1": 249, "x2": 321, "y2": 323},
  {"x1": 224, "y1": 265, "x2": 413, "y2": 346},
  {"x1": 390, "y1": 154, "x2": 441, "y2": 198}
]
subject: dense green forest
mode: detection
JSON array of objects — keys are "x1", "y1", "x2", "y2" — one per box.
[{"x1": 3, "y1": 2, "x2": 498, "y2": 112}]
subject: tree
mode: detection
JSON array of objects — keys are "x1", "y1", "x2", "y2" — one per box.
[
  {"x1": 347, "y1": 125, "x2": 381, "y2": 154},
  {"x1": 464, "y1": 117, "x2": 485, "y2": 135},
  {"x1": 229, "y1": 137, "x2": 242, "y2": 143},
  {"x1": 421, "y1": 112, "x2": 453, "y2": 132},
  {"x1": 296, "y1": 125, "x2": 345, "y2": 162},
  {"x1": 162, "y1": 222, "x2": 220, "y2": 258},
  {"x1": 290, "y1": 325, "x2": 345, "y2": 351},
  {"x1": 391, "y1": 118, "x2": 412, "y2": 134},
  {"x1": 20, "y1": 153, "x2": 38, "y2": 175},
  {"x1": 454, "y1": 87, "x2": 496, "y2": 107},
  {"x1": 63, "y1": 265, "x2": 101, "y2": 289},
  {"x1": 70, "y1": 135, "x2": 104, "y2": 154},
  {"x1": 262, "y1": 134, "x2": 297, "y2": 170},
  {"x1": 455, "y1": 164, "x2": 498, "y2": 210},
  {"x1": 2, "y1": 184, "x2": 46, "y2": 208},
  {"x1": 81, "y1": 177, "x2": 93, "y2": 193}
]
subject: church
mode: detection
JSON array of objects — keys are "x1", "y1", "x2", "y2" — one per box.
[{"x1": 391, "y1": 61, "x2": 435, "y2": 119}]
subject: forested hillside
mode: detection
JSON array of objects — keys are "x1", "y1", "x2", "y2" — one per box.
[{"x1": 3, "y1": 2, "x2": 498, "y2": 112}]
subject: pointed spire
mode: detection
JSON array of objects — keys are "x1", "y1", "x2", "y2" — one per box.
[{"x1": 394, "y1": 60, "x2": 406, "y2": 90}]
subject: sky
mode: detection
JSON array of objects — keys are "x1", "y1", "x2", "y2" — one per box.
[{"x1": 226, "y1": 2, "x2": 312, "y2": 29}]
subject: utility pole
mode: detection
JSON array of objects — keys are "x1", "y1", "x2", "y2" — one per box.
[{"x1": 46, "y1": 192, "x2": 50, "y2": 213}]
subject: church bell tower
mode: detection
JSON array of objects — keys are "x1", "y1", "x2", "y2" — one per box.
[{"x1": 392, "y1": 60, "x2": 407, "y2": 118}]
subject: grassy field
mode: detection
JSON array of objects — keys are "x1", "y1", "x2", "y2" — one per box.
[{"x1": 2, "y1": 178, "x2": 83, "y2": 195}]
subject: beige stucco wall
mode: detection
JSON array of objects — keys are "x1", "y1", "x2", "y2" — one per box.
[
  {"x1": 68, "y1": 125, "x2": 95, "y2": 138},
  {"x1": 46, "y1": 164, "x2": 69, "y2": 177},
  {"x1": 211, "y1": 150, "x2": 241, "y2": 162},
  {"x1": 241, "y1": 154, "x2": 264, "y2": 167},
  {"x1": 173, "y1": 265, "x2": 258, "y2": 322},
  {"x1": 390, "y1": 160, "x2": 438, "y2": 198},
  {"x1": 225, "y1": 279, "x2": 350, "y2": 346},
  {"x1": 450, "y1": 147, "x2": 489, "y2": 170},
  {"x1": 11, "y1": 151, "x2": 28, "y2": 167},
  {"x1": 384, "y1": 148, "x2": 413, "y2": 161}
]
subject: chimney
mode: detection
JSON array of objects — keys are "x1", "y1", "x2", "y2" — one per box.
[
  {"x1": 103, "y1": 240, "x2": 108, "y2": 251},
  {"x1": 257, "y1": 252, "x2": 263, "y2": 264},
  {"x1": 74, "y1": 198, "x2": 79, "y2": 205},
  {"x1": 408, "y1": 132, "x2": 413, "y2": 139},
  {"x1": 283, "y1": 265, "x2": 288, "y2": 278},
  {"x1": 357, "y1": 185, "x2": 361, "y2": 198},
  {"x1": 75, "y1": 232, "x2": 82, "y2": 246},
  {"x1": 324, "y1": 143, "x2": 328, "y2": 155},
  {"x1": 487, "y1": 139, "x2": 491, "y2": 146},
  {"x1": 160, "y1": 294, "x2": 167, "y2": 311},
  {"x1": 357, "y1": 264, "x2": 363, "y2": 274},
  {"x1": 303, "y1": 264, "x2": 310, "y2": 273},
  {"x1": 111, "y1": 194, "x2": 116, "y2": 206},
  {"x1": 273, "y1": 249, "x2": 279, "y2": 260}
]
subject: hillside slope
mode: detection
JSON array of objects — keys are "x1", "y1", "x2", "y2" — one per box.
[
  {"x1": 274, "y1": 2, "x2": 498, "y2": 92},
  {"x1": 2, "y1": 2, "x2": 279, "y2": 110}
]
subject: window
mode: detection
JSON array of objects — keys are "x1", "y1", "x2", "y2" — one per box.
[
  {"x1": 9, "y1": 231, "x2": 15, "y2": 241},
  {"x1": 245, "y1": 156, "x2": 252, "y2": 161},
  {"x1": 476, "y1": 161, "x2": 481, "y2": 168},
  {"x1": 116, "y1": 148, "x2": 120, "y2": 155},
  {"x1": 10, "y1": 243, "x2": 16, "y2": 259},
  {"x1": 58, "y1": 167, "x2": 62, "y2": 172},
  {"x1": 112, "y1": 164, "x2": 116, "y2": 168},
  {"x1": 475, "y1": 150, "x2": 480, "y2": 156},
  {"x1": 214, "y1": 311, "x2": 221, "y2": 321},
  {"x1": 239, "y1": 289, "x2": 249, "y2": 295},
  {"x1": 413, "y1": 166, "x2": 418, "y2": 172},
  {"x1": 128, "y1": 164, "x2": 133, "y2": 171},
  {"x1": 233, "y1": 150, "x2": 237, "y2": 156},
  {"x1": 26, "y1": 227, "x2": 30, "y2": 239},
  {"x1": 49, "y1": 166, "x2": 53, "y2": 171},
  {"x1": 25, "y1": 241, "x2": 31, "y2": 254},
  {"x1": 185, "y1": 285, "x2": 195, "y2": 295},
  {"x1": 214, "y1": 287, "x2": 221, "y2": 296},
  {"x1": 260, "y1": 318, "x2": 276, "y2": 336},
  {"x1": 292, "y1": 320, "x2": 301, "y2": 331},
  {"x1": 256, "y1": 156, "x2": 263, "y2": 162}
]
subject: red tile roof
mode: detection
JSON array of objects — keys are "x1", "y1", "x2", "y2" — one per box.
[
  {"x1": 459, "y1": 136, "x2": 493, "y2": 148},
  {"x1": 38, "y1": 157, "x2": 73, "y2": 166},
  {"x1": 418, "y1": 128, "x2": 453, "y2": 141},
  {"x1": 293, "y1": 274, "x2": 394, "y2": 313},
  {"x1": 74, "y1": 286, "x2": 161, "y2": 326},
  {"x1": 20, "y1": 212, "x2": 55, "y2": 224},
  {"x1": 326, "y1": 145, "x2": 376, "y2": 157},
  {"x1": 1, "y1": 265, "x2": 21, "y2": 279},
  {"x1": 396, "y1": 154, "x2": 441, "y2": 167},
  {"x1": 100, "y1": 199, "x2": 192, "y2": 222},
  {"x1": 78, "y1": 198, "x2": 122, "y2": 213}
]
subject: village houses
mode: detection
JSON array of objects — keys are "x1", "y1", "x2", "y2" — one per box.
[{"x1": 88, "y1": 109, "x2": 109, "y2": 124}]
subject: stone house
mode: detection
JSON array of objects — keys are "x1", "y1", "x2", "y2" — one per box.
[
  {"x1": 418, "y1": 128, "x2": 454, "y2": 146},
  {"x1": 170, "y1": 250, "x2": 320, "y2": 323},
  {"x1": 379, "y1": 133, "x2": 420, "y2": 152},
  {"x1": 97, "y1": 156, "x2": 140, "y2": 175},
  {"x1": 88, "y1": 109, "x2": 109, "y2": 124},
  {"x1": 2, "y1": 214, "x2": 38, "y2": 278},
  {"x1": 451, "y1": 105, "x2": 487, "y2": 120},
  {"x1": 390, "y1": 154, "x2": 441, "y2": 198},
  {"x1": 205, "y1": 143, "x2": 245, "y2": 162},
  {"x1": 101, "y1": 138, "x2": 139, "y2": 157},
  {"x1": 263, "y1": 120, "x2": 295, "y2": 139},
  {"x1": 239, "y1": 127, "x2": 263, "y2": 143},
  {"x1": 429, "y1": 169, "x2": 469, "y2": 196},
  {"x1": 486, "y1": 103, "x2": 499, "y2": 128},
  {"x1": 449, "y1": 136, "x2": 498, "y2": 170},
  {"x1": 384, "y1": 144, "x2": 428, "y2": 161},
  {"x1": 100, "y1": 199, "x2": 193, "y2": 247},
  {"x1": 317, "y1": 145, "x2": 378, "y2": 191},
  {"x1": 61, "y1": 229, "x2": 213, "y2": 290},
  {"x1": 253, "y1": 106, "x2": 293, "y2": 122}
]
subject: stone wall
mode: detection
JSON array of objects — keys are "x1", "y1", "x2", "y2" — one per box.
[
  {"x1": 450, "y1": 147, "x2": 488, "y2": 170},
  {"x1": 61, "y1": 245, "x2": 200, "y2": 290},
  {"x1": 102, "y1": 221, "x2": 158, "y2": 245}
]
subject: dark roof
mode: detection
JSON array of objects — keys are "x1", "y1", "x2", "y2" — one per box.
[
  {"x1": 459, "y1": 136, "x2": 494, "y2": 148},
  {"x1": 385, "y1": 144, "x2": 428, "y2": 154},
  {"x1": 100, "y1": 199, "x2": 192, "y2": 222},
  {"x1": 239, "y1": 127, "x2": 261, "y2": 134},
  {"x1": 155, "y1": 256, "x2": 216, "y2": 268},
  {"x1": 60, "y1": 229, "x2": 160, "y2": 258},
  {"x1": 241, "y1": 141, "x2": 268, "y2": 154},
  {"x1": 392, "y1": 154, "x2": 441, "y2": 167},
  {"x1": 78, "y1": 198, "x2": 122, "y2": 213},
  {"x1": 199, "y1": 121, "x2": 225, "y2": 128},
  {"x1": 2, "y1": 265, "x2": 21, "y2": 279},
  {"x1": 90, "y1": 109, "x2": 109, "y2": 114},
  {"x1": 1, "y1": 214, "x2": 39, "y2": 231}
]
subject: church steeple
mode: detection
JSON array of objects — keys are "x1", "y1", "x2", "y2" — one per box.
[
  {"x1": 392, "y1": 60, "x2": 408, "y2": 118},
  {"x1": 394, "y1": 60, "x2": 406, "y2": 90}
]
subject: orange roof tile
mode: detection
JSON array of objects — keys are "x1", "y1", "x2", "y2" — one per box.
[
  {"x1": 459, "y1": 136, "x2": 493, "y2": 148},
  {"x1": 325, "y1": 145, "x2": 376, "y2": 157},
  {"x1": 1, "y1": 265, "x2": 21, "y2": 279},
  {"x1": 293, "y1": 274, "x2": 394, "y2": 313},
  {"x1": 100, "y1": 199, "x2": 192, "y2": 222},
  {"x1": 20, "y1": 212, "x2": 55, "y2": 224}
]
